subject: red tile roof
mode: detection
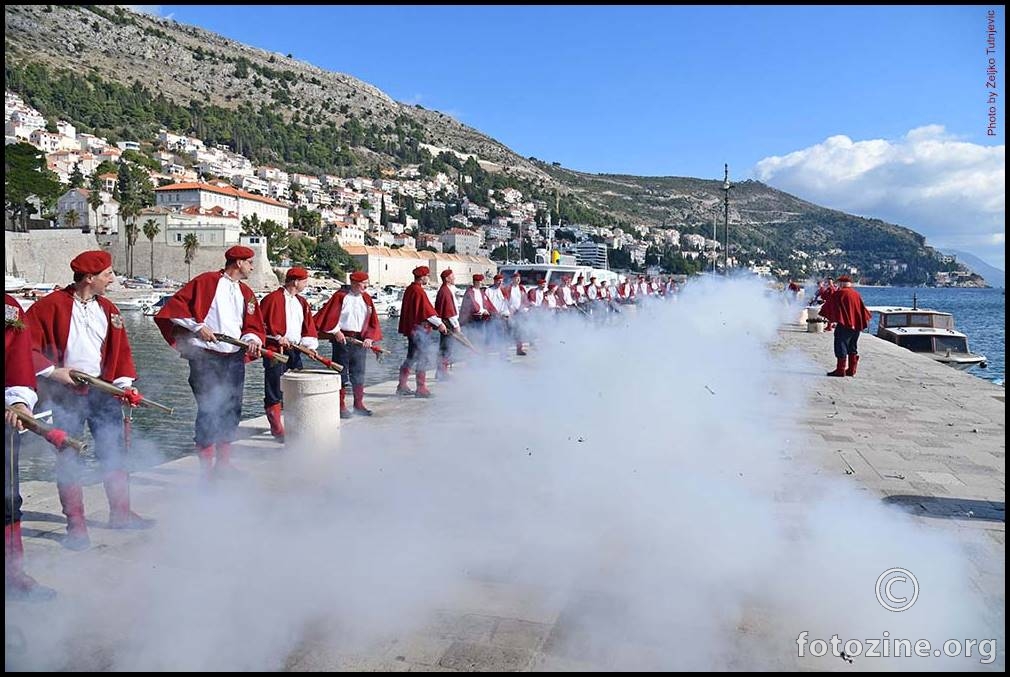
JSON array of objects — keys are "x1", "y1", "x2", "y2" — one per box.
[{"x1": 154, "y1": 182, "x2": 289, "y2": 208}]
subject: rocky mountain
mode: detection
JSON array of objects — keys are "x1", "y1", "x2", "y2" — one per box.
[{"x1": 4, "y1": 4, "x2": 961, "y2": 283}]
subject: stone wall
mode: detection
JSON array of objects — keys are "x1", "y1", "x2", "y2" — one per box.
[{"x1": 5, "y1": 230, "x2": 280, "y2": 290}]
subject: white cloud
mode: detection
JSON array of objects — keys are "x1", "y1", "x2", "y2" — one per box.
[
  {"x1": 121, "y1": 5, "x2": 166, "y2": 18},
  {"x1": 754, "y1": 126, "x2": 1005, "y2": 270}
]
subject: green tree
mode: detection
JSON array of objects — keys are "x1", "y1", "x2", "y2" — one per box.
[
  {"x1": 241, "y1": 214, "x2": 288, "y2": 262},
  {"x1": 314, "y1": 240, "x2": 356, "y2": 278},
  {"x1": 142, "y1": 218, "x2": 161, "y2": 278},
  {"x1": 183, "y1": 233, "x2": 199, "y2": 280},
  {"x1": 86, "y1": 183, "x2": 104, "y2": 233},
  {"x1": 380, "y1": 198, "x2": 389, "y2": 226},
  {"x1": 64, "y1": 208, "x2": 80, "y2": 230},
  {"x1": 4, "y1": 142, "x2": 61, "y2": 231},
  {"x1": 69, "y1": 163, "x2": 85, "y2": 189}
]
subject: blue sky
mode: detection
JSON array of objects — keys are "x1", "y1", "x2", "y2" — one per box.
[{"x1": 150, "y1": 5, "x2": 1005, "y2": 269}]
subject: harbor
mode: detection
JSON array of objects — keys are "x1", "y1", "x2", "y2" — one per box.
[{"x1": 6, "y1": 282, "x2": 1004, "y2": 671}]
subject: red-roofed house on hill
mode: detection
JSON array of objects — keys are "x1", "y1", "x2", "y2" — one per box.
[{"x1": 154, "y1": 181, "x2": 290, "y2": 229}]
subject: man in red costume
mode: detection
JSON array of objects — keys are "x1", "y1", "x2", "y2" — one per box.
[
  {"x1": 259, "y1": 266, "x2": 318, "y2": 438},
  {"x1": 435, "y1": 268, "x2": 462, "y2": 380},
  {"x1": 6, "y1": 294, "x2": 57, "y2": 599},
  {"x1": 818, "y1": 275, "x2": 872, "y2": 377},
  {"x1": 396, "y1": 266, "x2": 448, "y2": 397},
  {"x1": 26, "y1": 250, "x2": 150, "y2": 551},
  {"x1": 314, "y1": 270, "x2": 382, "y2": 418},
  {"x1": 154, "y1": 246, "x2": 265, "y2": 478}
]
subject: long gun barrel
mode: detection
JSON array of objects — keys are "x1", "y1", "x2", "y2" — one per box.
[
  {"x1": 69, "y1": 370, "x2": 175, "y2": 415},
  {"x1": 344, "y1": 335, "x2": 390, "y2": 355},
  {"x1": 213, "y1": 333, "x2": 289, "y2": 364},
  {"x1": 6, "y1": 406, "x2": 88, "y2": 453},
  {"x1": 288, "y1": 343, "x2": 343, "y2": 372}
]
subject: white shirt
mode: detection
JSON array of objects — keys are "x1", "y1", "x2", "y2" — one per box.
[
  {"x1": 507, "y1": 285, "x2": 525, "y2": 313},
  {"x1": 560, "y1": 286, "x2": 575, "y2": 306},
  {"x1": 529, "y1": 289, "x2": 544, "y2": 306},
  {"x1": 64, "y1": 296, "x2": 134, "y2": 389},
  {"x1": 336, "y1": 293, "x2": 368, "y2": 333},
  {"x1": 586, "y1": 284, "x2": 599, "y2": 300},
  {"x1": 280, "y1": 289, "x2": 318, "y2": 350},
  {"x1": 466, "y1": 287, "x2": 489, "y2": 316},
  {"x1": 486, "y1": 286, "x2": 509, "y2": 316},
  {"x1": 5, "y1": 386, "x2": 37, "y2": 411},
  {"x1": 171, "y1": 274, "x2": 262, "y2": 353}
]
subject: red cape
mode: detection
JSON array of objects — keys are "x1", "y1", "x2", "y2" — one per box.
[
  {"x1": 154, "y1": 271, "x2": 266, "y2": 348},
  {"x1": 398, "y1": 282, "x2": 437, "y2": 335},
  {"x1": 259, "y1": 287, "x2": 318, "y2": 350},
  {"x1": 25, "y1": 286, "x2": 137, "y2": 382},
  {"x1": 313, "y1": 290, "x2": 382, "y2": 341},
  {"x1": 819, "y1": 286, "x2": 871, "y2": 331},
  {"x1": 435, "y1": 282, "x2": 458, "y2": 321},
  {"x1": 5, "y1": 294, "x2": 37, "y2": 389}
]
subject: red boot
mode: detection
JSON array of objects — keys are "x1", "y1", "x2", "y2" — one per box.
[
  {"x1": 104, "y1": 470, "x2": 155, "y2": 529},
  {"x1": 353, "y1": 385, "x2": 373, "y2": 416},
  {"x1": 214, "y1": 442, "x2": 243, "y2": 479},
  {"x1": 415, "y1": 370, "x2": 432, "y2": 398},
  {"x1": 56, "y1": 482, "x2": 90, "y2": 550},
  {"x1": 846, "y1": 354, "x2": 860, "y2": 377},
  {"x1": 265, "y1": 403, "x2": 285, "y2": 440},
  {"x1": 339, "y1": 388, "x2": 352, "y2": 419},
  {"x1": 437, "y1": 358, "x2": 452, "y2": 381},
  {"x1": 396, "y1": 366, "x2": 414, "y2": 396},
  {"x1": 826, "y1": 357, "x2": 848, "y2": 377},
  {"x1": 5, "y1": 522, "x2": 56, "y2": 601},
  {"x1": 516, "y1": 342, "x2": 527, "y2": 356},
  {"x1": 197, "y1": 445, "x2": 215, "y2": 481}
]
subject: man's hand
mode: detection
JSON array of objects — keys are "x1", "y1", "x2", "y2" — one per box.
[
  {"x1": 362, "y1": 338, "x2": 373, "y2": 349},
  {"x1": 196, "y1": 325, "x2": 217, "y2": 342},
  {"x1": 246, "y1": 341, "x2": 262, "y2": 359},
  {"x1": 438, "y1": 324, "x2": 449, "y2": 336},
  {"x1": 5, "y1": 402, "x2": 30, "y2": 430},
  {"x1": 48, "y1": 367, "x2": 77, "y2": 386},
  {"x1": 334, "y1": 330, "x2": 346, "y2": 344},
  {"x1": 278, "y1": 337, "x2": 292, "y2": 349}
]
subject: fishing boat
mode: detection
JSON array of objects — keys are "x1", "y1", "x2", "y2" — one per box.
[{"x1": 870, "y1": 297, "x2": 987, "y2": 371}]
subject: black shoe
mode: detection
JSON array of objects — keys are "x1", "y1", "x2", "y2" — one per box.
[
  {"x1": 395, "y1": 386, "x2": 415, "y2": 396},
  {"x1": 340, "y1": 409, "x2": 352, "y2": 419},
  {"x1": 354, "y1": 406, "x2": 373, "y2": 417}
]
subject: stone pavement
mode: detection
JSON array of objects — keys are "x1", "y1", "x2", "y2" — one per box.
[{"x1": 6, "y1": 325, "x2": 1004, "y2": 671}]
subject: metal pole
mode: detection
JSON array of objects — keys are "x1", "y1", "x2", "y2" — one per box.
[{"x1": 722, "y1": 164, "x2": 731, "y2": 274}]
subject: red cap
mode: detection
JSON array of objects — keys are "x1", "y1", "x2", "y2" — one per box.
[
  {"x1": 413, "y1": 266, "x2": 430, "y2": 277},
  {"x1": 837, "y1": 274, "x2": 851, "y2": 283},
  {"x1": 286, "y1": 266, "x2": 309, "y2": 281},
  {"x1": 349, "y1": 271, "x2": 369, "y2": 283},
  {"x1": 548, "y1": 282, "x2": 558, "y2": 289},
  {"x1": 440, "y1": 269, "x2": 453, "y2": 280},
  {"x1": 472, "y1": 274, "x2": 484, "y2": 282},
  {"x1": 70, "y1": 250, "x2": 112, "y2": 274},
  {"x1": 512, "y1": 271, "x2": 521, "y2": 278},
  {"x1": 493, "y1": 273, "x2": 504, "y2": 281},
  {"x1": 537, "y1": 279, "x2": 546, "y2": 285},
  {"x1": 225, "y1": 245, "x2": 255, "y2": 261}
]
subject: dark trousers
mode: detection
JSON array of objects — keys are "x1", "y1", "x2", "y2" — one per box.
[
  {"x1": 263, "y1": 350, "x2": 303, "y2": 407},
  {"x1": 401, "y1": 328, "x2": 436, "y2": 372},
  {"x1": 187, "y1": 350, "x2": 246, "y2": 447},
  {"x1": 5, "y1": 427, "x2": 23, "y2": 524},
  {"x1": 833, "y1": 325, "x2": 861, "y2": 359},
  {"x1": 439, "y1": 331, "x2": 454, "y2": 363},
  {"x1": 46, "y1": 386, "x2": 128, "y2": 483},
  {"x1": 330, "y1": 335, "x2": 367, "y2": 389}
]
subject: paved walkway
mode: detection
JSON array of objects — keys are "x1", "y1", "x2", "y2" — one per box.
[{"x1": 6, "y1": 323, "x2": 1004, "y2": 671}]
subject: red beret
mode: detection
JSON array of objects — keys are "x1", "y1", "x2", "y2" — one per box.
[
  {"x1": 837, "y1": 274, "x2": 851, "y2": 283},
  {"x1": 413, "y1": 266, "x2": 429, "y2": 277},
  {"x1": 70, "y1": 250, "x2": 112, "y2": 274},
  {"x1": 349, "y1": 271, "x2": 369, "y2": 282},
  {"x1": 493, "y1": 273, "x2": 504, "y2": 281},
  {"x1": 286, "y1": 266, "x2": 309, "y2": 281},
  {"x1": 472, "y1": 274, "x2": 484, "y2": 282},
  {"x1": 440, "y1": 269, "x2": 453, "y2": 280},
  {"x1": 548, "y1": 283, "x2": 558, "y2": 289},
  {"x1": 537, "y1": 279, "x2": 546, "y2": 285},
  {"x1": 225, "y1": 245, "x2": 255, "y2": 261}
]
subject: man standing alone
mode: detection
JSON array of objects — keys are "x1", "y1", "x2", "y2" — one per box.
[{"x1": 818, "y1": 275, "x2": 872, "y2": 377}]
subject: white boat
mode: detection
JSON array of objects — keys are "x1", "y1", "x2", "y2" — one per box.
[
  {"x1": 870, "y1": 303, "x2": 987, "y2": 371},
  {"x1": 116, "y1": 292, "x2": 165, "y2": 311},
  {"x1": 5, "y1": 275, "x2": 28, "y2": 292}
]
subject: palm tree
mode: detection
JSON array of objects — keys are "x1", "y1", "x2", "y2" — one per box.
[
  {"x1": 64, "y1": 208, "x2": 79, "y2": 230},
  {"x1": 87, "y1": 188, "x2": 103, "y2": 234},
  {"x1": 119, "y1": 200, "x2": 140, "y2": 277},
  {"x1": 183, "y1": 233, "x2": 199, "y2": 281},
  {"x1": 142, "y1": 218, "x2": 161, "y2": 280}
]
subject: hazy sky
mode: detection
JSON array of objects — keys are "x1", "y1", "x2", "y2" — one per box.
[{"x1": 142, "y1": 6, "x2": 1005, "y2": 269}]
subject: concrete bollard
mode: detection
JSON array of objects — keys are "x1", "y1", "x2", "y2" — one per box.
[
  {"x1": 281, "y1": 371, "x2": 341, "y2": 450},
  {"x1": 805, "y1": 306, "x2": 826, "y2": 333}
]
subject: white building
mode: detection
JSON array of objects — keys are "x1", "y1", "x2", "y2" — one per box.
[
  {"x1": 575, "y1": 242, "x2": 609, "y2": 269},
  {"x1": 440, "y1": 228, "x2": 481, "y2": 255},
  {"x1": 154, "y1": 182, "x2": 290, "y2": 228}
]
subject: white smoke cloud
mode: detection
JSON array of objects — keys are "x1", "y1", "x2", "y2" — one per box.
[
  {"x1": 7, "y1": 277, "x2": 999, "y2": 670},
  {"x1": 754, "y1": 126, "x2": 1006, "y2": 270}
]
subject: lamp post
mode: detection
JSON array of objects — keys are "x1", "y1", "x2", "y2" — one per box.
[{"x1": 722, "y1": 164, "x2": 731, "y2": 274}]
